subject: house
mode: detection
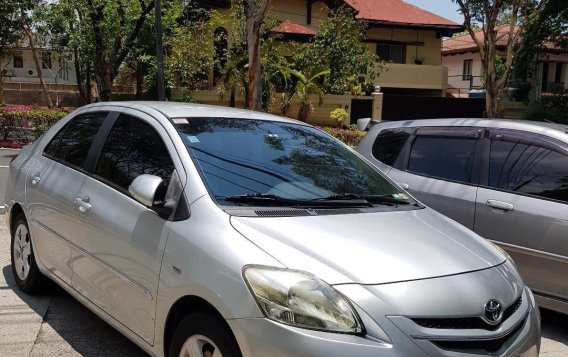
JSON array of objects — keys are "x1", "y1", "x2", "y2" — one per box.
[
  {"x1": 268, "y1": 0, "x2": 463, "y2": 97},
  {"x1": 442, "y1": 27, "x2": 568, "y2": 98},
  {"x1": 1, "y1": 47, "x2": 77, "y2": 87}
]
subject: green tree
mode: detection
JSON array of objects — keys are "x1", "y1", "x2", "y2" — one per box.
[
  {"x1": 514, "y1": 0, "x2": 568, "y2": 97},
  {"x1": 56, "y1": 0, "x2": 156, "y2": 101},
  {"x1": 0, "y1": 1, "x2": 22, "y2": 104},
  {"x1": 453, "y1": 0, "x2": 550, "y2": 117},
  {"x1": 294, "y1": 6, "x2": 380, "y2": 95}
]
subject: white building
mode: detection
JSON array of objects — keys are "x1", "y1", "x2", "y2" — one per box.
[
  {"x1": 1, "y1": 47, "x2": 77, "y2": 87},
  {"x1": 442, "y1": 27, "x2": 568, "y2": 98}
]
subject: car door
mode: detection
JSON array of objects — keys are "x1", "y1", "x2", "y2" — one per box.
[
  {"x1": 387, "y1": 127, "x2": 483, "y2": 229},
  {"x1": 474, "y1": 129, "x2": 568, "y2": 301},
  {"x1": 69, "y1": 110, "x2": 184, "y2": 344},
  {"x1": 26, "y1": 111, "x2": 108, "y2": 285}
]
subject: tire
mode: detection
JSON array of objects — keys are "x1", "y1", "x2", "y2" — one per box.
[
  {"x1": 10, "y1": 213, "x2": 46, "y2": 293},
  {"x1": 169, "y1": 312, "x2": 242, "y2": 357}
]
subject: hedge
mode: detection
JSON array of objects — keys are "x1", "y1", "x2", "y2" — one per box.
[
  {"x1": 319, "y1": 125, "x2": 367, "y2": 147},
  {"x1": 0, "y1": 106, "x2": 68, "y2": 144}
]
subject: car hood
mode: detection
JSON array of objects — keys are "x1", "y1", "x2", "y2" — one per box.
[{"x1": 230, "y1": 208, "x2": 505, "y2": 285}]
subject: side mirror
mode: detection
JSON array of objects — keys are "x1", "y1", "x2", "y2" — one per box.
[
  {"x1": 357, "y1": 118, "x2": 372, "y2": 131},
  {"x1": 129, "y1": 174, "x2": 165, "y2": 208}
]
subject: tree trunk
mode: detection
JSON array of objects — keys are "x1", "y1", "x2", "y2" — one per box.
[
  {"x1": 135, "y1": 63, "x2": 144, "y2": 100},
  {"x1": 0, "y1": 78, "x2": 4, "y2": 105},
  {"x1": 245, "y1": 0, "x2": 270, "y2": 111},
  {"x1": 23, "y1": 23, "x2": 53, "y2": 108},
  {"x1": 74, "y1": 48, "x2": 88, "y2": 104}
]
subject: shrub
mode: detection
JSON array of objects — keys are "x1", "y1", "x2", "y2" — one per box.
[
  {"x1": 330, "y1": 108, "x2": 349, "y2": 127},
  {"x1": 0, "y1": 106, "x2": 68, "y2": 143},
  {"x1": 319, "y1": 125, "x2": 366, "y2": 147},
  {"x1": 523, "y1": 91, "x2": 568, "y2": 124}
]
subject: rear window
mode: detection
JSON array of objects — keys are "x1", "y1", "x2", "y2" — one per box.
[
  {"x1": 408, "y1": 136, "x2": 477, "y2": 183},
  {"x1": 372, "y1": 128, "x2": 411, "y2": 167},
  {"x1": 44, "y1": 112, "x2": 107, "y2": 169},
  {"x1": 489, "y1": 139, "x2": 568, "y2": 203}
]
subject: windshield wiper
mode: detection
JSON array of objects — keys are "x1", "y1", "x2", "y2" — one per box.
[
  {"x1": 221, "y1": 193, "x2": 372, "y2": 207},
  {"x1": 313, "y1": 193, "x2": 415, "y2": 206}
]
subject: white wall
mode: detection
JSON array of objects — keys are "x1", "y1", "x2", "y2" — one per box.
[
  {"x1": 1, "y1": 49, "x2": 77, "y2": 85},
  {"x1": 443, "y1": 52, "x2": 482, "y2": 93}
]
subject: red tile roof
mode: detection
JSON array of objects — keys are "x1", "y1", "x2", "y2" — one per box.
[
  {"x1": 440, "y1": 26, "x2": 559, "y2": 55},
  {"x1": 344, "y1": 0, "x2": 462, "y2": 28},
  {"x1": 272, "y1": 20, "x2": 316, "y2": 36}
]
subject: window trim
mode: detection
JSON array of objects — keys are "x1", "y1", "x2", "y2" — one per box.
[
  {"x1": 371, "y1": 127, "x2": 414, "y2": 170},
  {"x1": 42, "y1": 111, "x2": 111, "y2": 173},
  {"x1": 478, "y1": 128, "x2": 568, "y2": 205},
  {"x1": 376, "y1": 42, "x2": 407, "y2": 64},
  {"x1": 88, "y1": 112, "x2": 179, "y2": 199},
  {"x1": 401, "y1": 126, "x2": 485, "y2": 187},
  {"x1": 13, "y1": 53, "x2": 23, "y2": 68},
  {"x1": 462, "y1": 59, "x2": 473, "y2": 81}
]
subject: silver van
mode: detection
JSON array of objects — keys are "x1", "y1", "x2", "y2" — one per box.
[
  {"x1": 357, "y1": 118, "x2": 568, "y2": 315},
  {"x1": 7, "y1": 104, "x2": 540, "y2": 356}
]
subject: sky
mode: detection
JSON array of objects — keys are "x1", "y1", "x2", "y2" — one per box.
[{"x1": 404, "y1": 0, "x2": 465, "y2": 25}]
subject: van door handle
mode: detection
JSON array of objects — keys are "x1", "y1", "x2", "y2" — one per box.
[
  {"x1": 486, "y1": 200, "x2": 514, "y2": 211},
  {"x1": 74, "y1": 196, "x2": 92, "y2": 213},
  {"x1": 397, "y1": 182, "x2": 410, "y2": 190},
  {"x1": 31, "y1": 174, "x2": 41, "y2": 185}
]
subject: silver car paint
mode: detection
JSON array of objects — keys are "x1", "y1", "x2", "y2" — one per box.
[
  {"x1": 357, "y1": 118, "x2": 568, "y2": 315},
  {"x1": 6, "y1": 104, "x2": 541, "y2": 356},
  {"x1": 230, "y1": 207, "x2": 505, "y2": 285}
]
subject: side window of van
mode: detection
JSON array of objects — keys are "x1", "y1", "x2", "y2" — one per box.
[
  {"x1": 408, "y1": 135, "x2": 477, "y2": 183},
  {"x1": 489, "y1": 137, "x2": 568, "y2": 203},
  {"x1": 372, "y1": 128, "x2": 411, "y2": 167}
]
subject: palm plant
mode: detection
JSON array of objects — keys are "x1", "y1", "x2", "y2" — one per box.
[{"x1": 278, "y1": 68, "x2": 329, "y2": 122}]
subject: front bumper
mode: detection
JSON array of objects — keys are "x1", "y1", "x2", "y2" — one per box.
[
  {"x1": 228, "y1": 295, "x2": 539, "y2": 357},
  {"x1": 229, "y1": 262, "x2": 541, "y2": 357}
]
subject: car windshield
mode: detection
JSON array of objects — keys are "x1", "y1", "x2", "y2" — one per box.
[{"x1": 176, "y1": 117, "x2": 413, "y2": 207}]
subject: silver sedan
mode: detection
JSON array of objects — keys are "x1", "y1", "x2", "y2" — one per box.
[{"x1": 6, "y1": 102, "x2": 540, "y2": 356}]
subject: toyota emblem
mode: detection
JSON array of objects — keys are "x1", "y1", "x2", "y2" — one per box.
[{"x1": 483, "y1": 299, "x2": 504, "y2": 325}]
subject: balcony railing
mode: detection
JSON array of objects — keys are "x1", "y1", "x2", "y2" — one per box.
[{"x1": 375, "y1": 63, "x2": 448, "y2": 90}]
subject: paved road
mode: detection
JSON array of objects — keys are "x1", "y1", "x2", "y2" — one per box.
[{"x1": 0, "y1": 149, "x2": 566, "y2": 356}]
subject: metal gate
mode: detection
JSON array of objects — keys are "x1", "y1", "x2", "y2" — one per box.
[{"x1": 382, "y1": 95, "x2": 485, "y2": 121}]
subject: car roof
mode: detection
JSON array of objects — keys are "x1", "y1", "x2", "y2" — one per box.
[
  {"x1": 375, "y1": 118, "x2": 568, "y2": 142},
  {"x1": 85, "y1": 101, "x2": 306, "y2": 125}
]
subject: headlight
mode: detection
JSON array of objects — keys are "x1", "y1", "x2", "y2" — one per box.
[{"x1": 243, "y1": 266, "x2": 364, "y2": 334}]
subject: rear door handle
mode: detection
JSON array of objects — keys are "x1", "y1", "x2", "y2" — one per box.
[
  {"x1": 31, "y1": 173, "x2": 41, "y2": 185},
  {"x1": 397, "y1": 182, "x2": 410, "y2": 190},
  {"x1": 486, "y1": 199, "x2": 514, "y2": 212},
  {"x1": 74, "y1": 196, "x2": 92, "y2": 213}
]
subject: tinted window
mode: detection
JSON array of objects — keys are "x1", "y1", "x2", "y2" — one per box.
[
  {"x1": 44, "y1": 124, "x2": 67, "y2": 157},
  {"x1": 96, "y1": 114, "x2": 175, "y2": 191},
  {"x1": 372, "y1": 128, "x2": 411, "y2": 166},
  {"x1": 489, "y1": 139, "x2": 568, "y2": 203},
  {"x1": 408, "y1": 136, "x2": 477, "y2": 183},
  {"x1": 52, "y1": 112, "x2": 107, "y2": 168},
  {"x1": 175, "y1": 118, "x2": 409, "y2": 204}
]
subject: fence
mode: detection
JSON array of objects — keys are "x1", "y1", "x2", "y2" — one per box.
[{"x1": 172, "y1": 89, "x2": 384, "y2": 126}]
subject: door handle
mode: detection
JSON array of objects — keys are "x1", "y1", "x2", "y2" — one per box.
[
  {"x1": 31, "y1": 173, "x2": 41, "y2": 185},
  {"x1": 486, "y1": 199, "x2": 514, "y2": 212},
  {"x1": 74, "y1": 196, "x2": 92, "y2": 213},
  {"x1": 397, "y1": 182, "x2": 410, "y2": 190}
]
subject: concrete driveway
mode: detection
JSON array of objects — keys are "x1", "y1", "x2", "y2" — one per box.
[{"x1": 0, "y1": 149, "x2": 566, "y2": 356}]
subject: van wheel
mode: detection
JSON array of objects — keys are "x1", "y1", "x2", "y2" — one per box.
[
  {"x1": 11, "y1": 213, "x2": 46, "y2": 293},
  {"x1": 169, "y1": 312, "x2": 242, "y2": 357}
]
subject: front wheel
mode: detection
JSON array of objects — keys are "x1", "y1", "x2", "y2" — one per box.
[
  {"x1": 169, "y1": 312, "x2": 242, "y2": 357},
  {"x1": 11, "y1": 213, "x2": 46, "y2": 293}
]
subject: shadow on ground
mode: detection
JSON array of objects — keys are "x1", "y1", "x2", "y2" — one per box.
[
  {"x1": 2, "y1": 264, "x2": 147, "y2": 356},
  {"x1": 540, "y1": 308, "x2": 568, "y2": 345}
]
